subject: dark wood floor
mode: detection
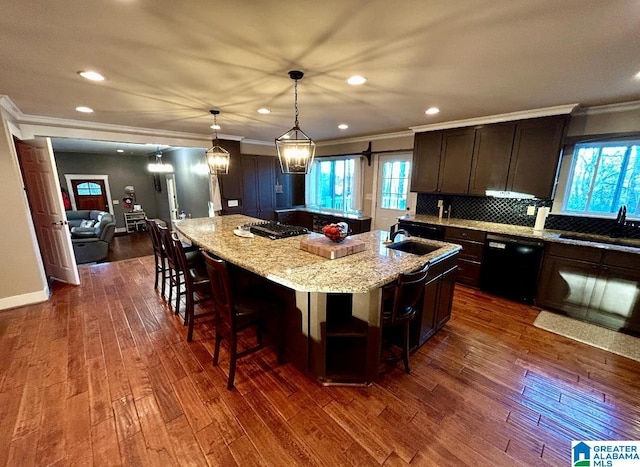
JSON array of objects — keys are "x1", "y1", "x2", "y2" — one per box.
[
  {"x1": 1, "y1": 256, "x2": 639, "y2": 466},
  {"x1": 106, "y1": 231, "x2": 153, "y2": 263}
]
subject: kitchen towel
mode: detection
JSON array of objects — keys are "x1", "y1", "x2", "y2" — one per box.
[{"x1": 534, "y1": 207, "x2": 550, "y2": 231}]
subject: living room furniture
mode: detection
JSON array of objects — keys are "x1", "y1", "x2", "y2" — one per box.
[
  {"x1": 66, "y1": 210, "x2": 116, "y2": 264},
  {"x1": 124, "y1": 210, "x2": 147, "y2": 233}
]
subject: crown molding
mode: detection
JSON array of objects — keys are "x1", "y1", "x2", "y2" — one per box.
[
  {"x1": 0, "y1": 95, "x2": 22, "y2": 120},
  {"x1": 572, "y1": 100, "x2": 640, "y2": 116},
  {"x1": 317, "y1": 129, "x2": 414, "y2": 147},
  {"x1": 410, "y1": 103, "x2": 579, "y2": 133}
]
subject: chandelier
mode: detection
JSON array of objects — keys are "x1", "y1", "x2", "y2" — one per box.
[
  {"x1": 275, "y1": 70, "x2": 315, "y2": 174},
  {"x1": 205, "y1": 109, "x2": 230, "y2": 174},
  {"x1": 147, "y1": 147, "x2": 173, "y2": 173}
]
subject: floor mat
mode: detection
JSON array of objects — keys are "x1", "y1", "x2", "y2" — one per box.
[{"x1": 533, "y1": 310, "x2": 640, "y2": 362}]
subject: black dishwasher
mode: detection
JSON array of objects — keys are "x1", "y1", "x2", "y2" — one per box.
[{"x1": 479, "y1": 234, "x2": 545, "y2": 304}]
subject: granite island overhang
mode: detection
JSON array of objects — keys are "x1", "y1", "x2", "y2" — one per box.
[{"x1": 175, "y1": 215, "x2": 461, "y2": 384}]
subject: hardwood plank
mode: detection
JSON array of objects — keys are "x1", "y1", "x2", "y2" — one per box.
[
  {"x1": 35, "y1": 382, "x2": 66, "y2": 466},
  {"x1": 165, "y1": 415, "x2": 208, "y2": 467},
  {"x1": 87, "y1": 356, "x2": 113, "y2": 426},
  {"x1": 91, "y1": 417, "x2": 121, "y2": 467},
  {"x1": 172, "y1": 376, "x2": 213, "y2": 433},
  {"x1": 135, "y1": 393, "x2": 178, "y2": 465},
  {"x1": 112, "y1": 393, "x2": 141, "y2": 441},
  {"x1": 63, "y1": 391, "x2": 92, "y2": 466},
  {"x1": 194, "y1": 422, "x2": 239, "y2": 467}
]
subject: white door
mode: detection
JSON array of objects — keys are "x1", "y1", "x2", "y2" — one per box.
[
  {"x1": 166, "y1": 175, "x2": 179, "y2": 221},
  {"x1": 15, "y1": 138, "x2": 80, "y2": 285},
  {"x1": 373, "y1": 153, "x2": 413, "y2": 231}
]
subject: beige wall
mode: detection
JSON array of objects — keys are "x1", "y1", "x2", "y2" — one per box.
[{"x1": 0, "y1": 111, "x2": 48, "y2": 309}]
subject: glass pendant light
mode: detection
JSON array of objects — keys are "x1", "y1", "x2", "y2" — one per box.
[
  {"x1": 275, "y1": 70, "x2": 315, "y2": 174},
  {"x1": 205, "y1": 110, "x2": 230, "y2": 174},
  {"x1": 147, "y1": 147, "x2": 173, "y2": 173}
]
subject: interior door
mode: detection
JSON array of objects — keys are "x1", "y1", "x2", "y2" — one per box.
[
  {"x1": 15, "y1": 138, "x2": 80, "y2": 285},
  {"x1": 71, "y1": 179, "x2": 108, "y2": 210},
  {"x1": 166, "y1": 174, "x2": 179, "y2": 221},
  {"x1": 373, "y1": 153, "x2": 412, "y2": 231}
]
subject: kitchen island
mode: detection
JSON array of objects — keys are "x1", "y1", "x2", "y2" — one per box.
[{"x1": 176, "y1": 215, "x2": 461, "y2": 384}]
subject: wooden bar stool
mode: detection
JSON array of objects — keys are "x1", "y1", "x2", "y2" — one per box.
[
  {"x1": 380, "y1": 262, "x2": 430, "y2": 374},
  {"x1": 146, "y1": 219, "x2": 167, "y2": 295}
]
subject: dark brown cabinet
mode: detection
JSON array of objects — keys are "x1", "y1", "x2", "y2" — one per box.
[
  {"x1": 410, "y1": 131, "x2": 442, "y2": 192},
  {"x1": 412, "y1": 115, "x2": 568, "y2": 198},
  {"x1": 444, "y1": 226, "x2": 485, "y2": 287},
  {"x1": 507, "y1": 116, "x2": 567, "y2": 198},
  {"x1": 536, "y1": 243, "x2": 640, "y2": 333},
  {"x1": 217, "y1": 141, "x2": 244, "y2": 215},
  {"x1": 468, "y1": 123, "x2": 515, "y2": 195},
  {"x1": 410, "y1": 253, "x2": 458, "y2": 349},
  {"x1": 275, "y1": 209, "x2": 372, "y2": 234},
  {"x1": 241, "y1": 155, "x2": 276, "y2": 220}
]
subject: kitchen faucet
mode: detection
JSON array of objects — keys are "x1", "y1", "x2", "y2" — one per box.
[{"x1": 390, "y1": 229, "x2": 410, "y2": 242}]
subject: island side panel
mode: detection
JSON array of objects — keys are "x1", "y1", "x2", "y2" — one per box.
[{"x1": 352, "y1": 288, "x2": 383, "y2": 383}]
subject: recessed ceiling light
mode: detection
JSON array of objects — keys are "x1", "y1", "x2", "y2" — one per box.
[
  {"x1": 210, "y1": 124, "x2": 221, "y2": 130},
  {"x1": 338, "y1": 124, "x2": 349, "y2": 130},
  {"x1": 425, "y1": 107, "x2": 440, "y2": 115},
  {"x1": 635, "y1": 71, "x2": 640, "y2": 79},
  {"x1": 257, "y1": 108, "x2": 271, "y2": 114},
  {"x1": 78, "y1": 70, "x2": 105, "y2": 81},
  {"x1": 75, "y1": 106, "x2": 94, "y2": 113},
  {"x1": 347, "y1": 75, "x2": 367, "y2": 85},
  {"x1": 117, "y1": 149, "x2": 124, "y2": 153}
]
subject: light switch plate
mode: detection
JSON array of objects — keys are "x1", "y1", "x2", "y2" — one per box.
[
  {"x1": 437, "y1": 199, "x2": 444, "y2": 208},
  {"x1": 113, "y1": 199, "x2": 119, "y2": 205},
  {"x1": 527, "y1": 206, "x2": 536, "y2": 215}
]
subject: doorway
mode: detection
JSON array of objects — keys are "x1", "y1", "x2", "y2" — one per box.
[
  {"x1": 166, "y1": 174, "x2": 179, "y2": 221},
  {"x1": 373, "y1": 153, "x2": 413, "y2": 231}
]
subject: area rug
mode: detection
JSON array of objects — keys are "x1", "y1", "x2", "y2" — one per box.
[{"x1": 533, "y1": 311, "x2": 640, "y2": 363}]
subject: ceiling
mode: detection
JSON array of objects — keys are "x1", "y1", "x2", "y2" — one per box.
[{"x1": 2, "y1": 0, "x2": 640, "y2": 153}]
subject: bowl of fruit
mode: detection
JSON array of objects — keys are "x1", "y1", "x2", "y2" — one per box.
[{"x1": 322, "y1": 222, "x2": 349, "y2": 243}]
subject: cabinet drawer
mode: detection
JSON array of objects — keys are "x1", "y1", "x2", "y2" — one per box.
[
  {"x1": 445, "y1": 227, "x2": 486, "y2": 243},
  {"x1": 446, "y1": 238, "x2": 484, "y2": 262},
  {"x1": 455, "y1": 259, "x2": 481, "y2": 287},
  {"x1": 602, "y1": 250, "x2": 640, "y2": 271},
  {"x1": 546, "y1": 242, "x2": 603, "y2": 263}
]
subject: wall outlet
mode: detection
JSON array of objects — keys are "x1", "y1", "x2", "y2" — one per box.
[{"x1": 526, "y1": 205, "x2": 536, "y2": 215}]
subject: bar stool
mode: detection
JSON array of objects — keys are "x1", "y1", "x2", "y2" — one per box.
[
  {"x1": 202, "y1": 251, "x2": 284, "y2": 390},
  {"x1": 146, "y1": 219, "x2": 167, "y2": 295},
  {"x1": 171, "y1": 234, "x2": 214, "y2": 341},
  {"x1": 380, "y1": 262, "x2": 430, "y2": 374}
]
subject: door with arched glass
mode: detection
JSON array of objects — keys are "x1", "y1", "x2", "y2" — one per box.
[{"x1": 71, "y1": 179, "x2": 108, "y2": 211}]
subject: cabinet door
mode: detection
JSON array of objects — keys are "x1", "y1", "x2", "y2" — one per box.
[
  {"x1": 435, "y1": 266, "x2": 456, "y2": 330},
  {"x1": 410, "y1": 131, "x2": 442, "y2": 192},
  {"x1": 536, "y1": 255, "x2": 598, "y2": 318},
  {"x1": 507, "y1": 116, "x2": 567, "y2": 198},
  {"x1": 438, "y1": 129, "x2": 475, "y2": 194},
  {"x1": 241, "y1": 155, "x2": 276, "y2": 220},
  {"x1": 588, "y1": 265, "x2": 640, "y2": 333},
  {"x1": 415, "y1": 276, "x2": 439, "y2": 347},
  {"x1": 218, "y1": 141, "x2": 243, "y2": 214},
  {"x1": 468, "y1": 123, "x2": 515, "y2": 195}
]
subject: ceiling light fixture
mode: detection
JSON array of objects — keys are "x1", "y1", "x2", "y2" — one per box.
[
  {"x1": 635, "y1": 71, "x2": 640, "y2": 79},
  {"x1": 257, "y1": 108, "x2": 271, "y2": 114},
  {"x1": 75, "y1": 106, "x2": 94, "y2": 113},
  {"x1": 117, "y1": 149, "x2": 124, "y2": 153},
  {"x1": 148, "y1": 147, "x2": 173, "y2": 173},
  {"x1": 425, "y1": 107, "x2": 440, "y2": 115},
  {"x1": 205, "y1": 110, "x2": 230, "y2": 174},
  {"x1": 338, "y1": 123, "x2": 349, "y2": 130},
  {"x1": 78, "y1": 70, "x2": 105, "y2": 81},
  {"x1": 275, "y1": 70, "x2": 315, "y2": 174},
  {"x1": 347, "y1": 75, "x2": 367, "y2": 85}
]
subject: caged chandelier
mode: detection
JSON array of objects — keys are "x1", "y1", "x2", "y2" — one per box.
[
  {"x1": 275, "y1": 70, "x2": 316, "y2": 174},
  {"x1": 205, "y1": 110, "x2": 230, "y2": 174}
]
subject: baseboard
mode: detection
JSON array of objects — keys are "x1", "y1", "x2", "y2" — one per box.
[{"x1": 0, "y1": 287, "x2": 49, "y2": 311}]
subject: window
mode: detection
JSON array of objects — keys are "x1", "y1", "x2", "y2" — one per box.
[
  {"x1": 563, "y1": 141, "x2": 639, "y2": 218},
  {"x1": 306, "y1": 156, "x2": 362, "y2": 213},
  {"x1": 379, "y1": 160, "x2": 410, "y2": 210},
  {"x1": 76, "y1": 182, "x2": 103, "y2": 196}
]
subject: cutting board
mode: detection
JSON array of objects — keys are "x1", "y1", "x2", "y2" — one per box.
[{"x1": 300, "y1": 235, "x2": 366, "y2": 260}]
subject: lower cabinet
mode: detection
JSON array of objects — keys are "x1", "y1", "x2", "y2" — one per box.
[
  {"x1": 536, "y1": 243, "x2": 640, "y2": 333},
  {"x1": 444, "y1": 226, "x2": 485, "y2": 287},
  {"x1": 410, "y1": 254, "x2": 458, "y2": 349}
]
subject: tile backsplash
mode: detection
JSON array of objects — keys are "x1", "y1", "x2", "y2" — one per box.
[{"x1": 416, "y1": 193, "x2": 640, "y2": 239}]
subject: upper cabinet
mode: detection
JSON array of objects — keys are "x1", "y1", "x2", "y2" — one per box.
[{"x1": 412, "y1": 115, "x2": 568, "y2": 199}]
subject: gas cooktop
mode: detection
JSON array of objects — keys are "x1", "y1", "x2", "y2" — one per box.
[{"x1": 244, "y1": 221, "x2": 309, "y2": 240}]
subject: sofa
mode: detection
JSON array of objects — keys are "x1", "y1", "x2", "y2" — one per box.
[{"x1": 66, "y1": 210, "x2": 116, "y2": 264}]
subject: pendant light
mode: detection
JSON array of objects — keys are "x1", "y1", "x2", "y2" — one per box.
[
  {"x1": 275, "y1": 70, "x2": 315, "y2": 174},
  {"x1": 205, "y1": 109, "x2": 230, "y2": 174},
  {"x1": 147, "y1": 147, "x2": 173, "y2": 173}
]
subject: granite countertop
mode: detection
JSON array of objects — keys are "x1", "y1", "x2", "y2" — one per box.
[
  {"x1": 402, "y1": 214, "x2": 640, "y2": 254},
  {"x1": 175, "y1": 215, "x2": 460, "y2": 294}
]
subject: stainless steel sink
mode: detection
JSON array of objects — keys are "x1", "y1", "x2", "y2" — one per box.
[
  {"x1": 386, "y1": 240, "x2": 440, "y2": 255},
  {"x1": 558, "y1": 233, "x2": 640, "y2": 248}
]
